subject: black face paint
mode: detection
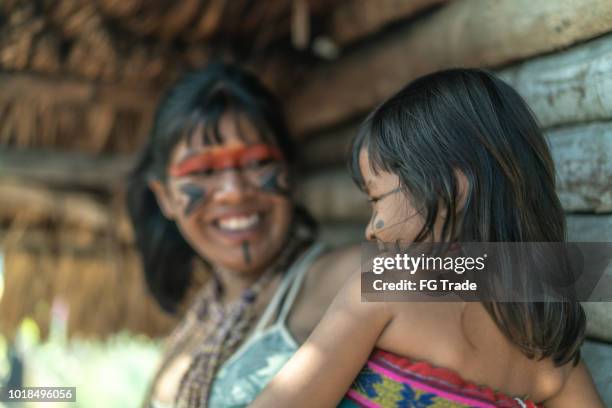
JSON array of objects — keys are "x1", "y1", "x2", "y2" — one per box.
[
  {"x1": 242, "y1": 241, "x2": 251, "y2": 265},
  {"x1": 259, "y1": 166, "x2": 289, "y2": 196},
  {"x1": 180, "y1": 183, "x2": 206, "y2": 217},
  {"x1": 375, "y1": 219, "x2": 385, "y2": 229},
  {"x1": 370, "y1": 210, "x2": 378, "y2": 235}
]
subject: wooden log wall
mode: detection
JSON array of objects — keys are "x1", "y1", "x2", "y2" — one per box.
[
  {"x1": 294, "y1": 0, "x2": 612, "y2": 229},
  {"x1": 288, "y1": 0, "x2": 612, "y2": 135}
]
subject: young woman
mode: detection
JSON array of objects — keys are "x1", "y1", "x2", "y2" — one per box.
[
  {"x1": 251, "y1": 69, "x2": 604, "y2": 407},
  {"x1": 127, "y1": 63, "x2": 358, "y2": 408}
]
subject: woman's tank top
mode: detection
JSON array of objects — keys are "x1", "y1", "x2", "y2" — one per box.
[
  {"x1": 207, "y1": 242, "x2": 327, "y2": 407},
  {"x1": 209, "y1": 243, "x2": 324, "y2": 408},
  {"x1": 151, "y1": 242, "x2": 326, "y2": 408}
]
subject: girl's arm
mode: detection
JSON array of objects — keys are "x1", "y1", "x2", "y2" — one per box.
[
  {"x1": 544, "y1": 360, "x2": 604, "y2": 408},
  {"x1": 250, "y1": 272, "x2": 392, "y2": 408}
]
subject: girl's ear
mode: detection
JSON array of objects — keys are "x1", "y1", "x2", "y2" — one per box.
[
  {"x1": 454, "y1": 169, "x2": 470, "y2": 213},
  {"x1": 148, "y1": 179, "x2": 177, "y2": 220}
]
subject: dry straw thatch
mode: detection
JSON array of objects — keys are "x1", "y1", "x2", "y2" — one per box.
[
  {"x1": 0, "y1": 0, "x2": 328, "y2": 154},
  {"x1": 0, "y1": 209, "x2": 179, "y2": 341},
  {"x1": 0, "y1": 0, "x2": 334, "y2": 340}
]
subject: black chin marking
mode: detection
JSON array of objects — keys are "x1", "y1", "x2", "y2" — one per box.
[
  {"x1": 180, "y1": 184, "x2": 206, "y2": 217},
  {"x1": 242, "y1": 241, "x2": 252, "y2": 265},
  {"x1": 260, "y1": 166, "x2": 289, "y2": 195}
]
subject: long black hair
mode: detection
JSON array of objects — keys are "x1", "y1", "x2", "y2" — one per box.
[
  {"x1": 127, "y1": 63, "x2": 305, "y2": 313},
  {"x1": 350, "y1": 68, "x2": 585, "y2": 366}
]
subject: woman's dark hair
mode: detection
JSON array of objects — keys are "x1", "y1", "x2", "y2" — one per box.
[
  {"x1": 127, "y1": 63, "x2": 302, "y2": 313},
  {"x1": 349, "y1": 68, "x2": 585, "y2": 366}
]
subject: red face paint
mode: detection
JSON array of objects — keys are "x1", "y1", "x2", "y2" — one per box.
[{"x1": 169, "y1": 144, "x2": 284, "y2": 177}]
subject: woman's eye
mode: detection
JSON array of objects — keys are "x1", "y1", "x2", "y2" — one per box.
[
  {"x1": 183, "y1": 168, "x2": 215, "y2": 177},
  {"x1": 243, "y1": 158, "x2": 275, "y2": 169}
]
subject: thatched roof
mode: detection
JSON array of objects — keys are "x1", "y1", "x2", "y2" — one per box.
[{"x1": 0, "y1": 0, "x2": 338, "y2": 154}]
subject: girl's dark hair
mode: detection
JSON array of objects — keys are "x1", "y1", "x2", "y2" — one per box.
[
  {"x1": 350, "y1": 68, "x2": 585, "y2": 366},
  {"x1": 127, "y1": 63, "x2": 301, "y2": 313}
]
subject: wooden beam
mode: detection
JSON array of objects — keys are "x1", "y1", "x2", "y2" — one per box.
[
  {"x1": 0, "y1": 227, "x2": 130, "y2": 254},
  {"x1": 584, "y1": 303, "x2": 612, "y2": 343},
  {"x1": 0, "y1": 148, "x2": 135, "y2": 190},
  {"x1": 0, "y1": 73, "x2": 158, "y2": 152},
  {"x1": 500, "y1": 31, "x2": 612, "y2": 129},
  {"x1": 298, "y1": 122, "x2": 360, "y2": 169},
  {"x1": 0, "y1": 180, "x2": 112, "y2": 229},
  {"x1": 288, "y1": 0, "x2": 612, "y2": 135},
  {"x1": 329, "y1": 0, "x2": 448, "y2": 46},
  {"x1": 299, "y1": 31, "x2": 612, "y2": 163},
  {"x1": 296, "y1": 169, "x2": 367, "y2": 221},
  {"x1": 567, "y1": 214, "x2": 612, "y2": 242},
  {"x1": 0, "y1": 72, "x2": 159, "y2": 111},
  {"x1": 95, "y1": 0, "x2": 336, "y2": 43},
  {"x1": 313, "y1": 215, "x2": 612, "y2": 246},
  {"x1": 567, "y1": 214, "x2": 612, "y2": 338},
  {"x1": 549, "y1": 122, "x2": 612, "y2": 213}
]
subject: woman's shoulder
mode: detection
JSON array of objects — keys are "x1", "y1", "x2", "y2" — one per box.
[{"x1": 287, "y1": 244, "x2": 361, "y2": 342}]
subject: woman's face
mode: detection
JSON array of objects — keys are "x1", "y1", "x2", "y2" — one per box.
[
  {"x1": 151, "y1": 113, "x2": 293, "y2": 275},
  {"x1": 359, "y1": 148, "x2": 428, "y2": 244}
]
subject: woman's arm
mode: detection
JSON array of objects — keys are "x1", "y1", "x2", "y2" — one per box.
[
  {"x1": 250, "y1": 272, "x2": 392, "y2": 408},
  {"x1": 544, "y1": 360, "x2": 604, "y2": 408}
]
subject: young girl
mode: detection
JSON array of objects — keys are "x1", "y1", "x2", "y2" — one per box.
[{"x1": 250, "y1": 69, "x2": 604, "y2": 407}]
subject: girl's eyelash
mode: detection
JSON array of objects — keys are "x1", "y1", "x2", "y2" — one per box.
[{"x1": 369, "y1": 187, "x2": 401, "y2": 204}]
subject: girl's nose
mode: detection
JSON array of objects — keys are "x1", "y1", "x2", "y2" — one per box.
[{"x1": 365, "y1": 221, "x2": 376, "y2": 241}]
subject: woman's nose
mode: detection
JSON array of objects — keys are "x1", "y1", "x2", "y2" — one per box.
[{"x1": 213, "y1": 169, "x2": 251, "y2": 202}]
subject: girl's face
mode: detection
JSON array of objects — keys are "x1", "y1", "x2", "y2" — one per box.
[
  {"x1": 151, "y1": 113, "x2": 293, "y2": 275},
  {"x1": 359, "y1": 148, "x2": 428, "y2": 244}
]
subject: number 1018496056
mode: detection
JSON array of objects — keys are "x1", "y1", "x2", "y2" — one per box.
[{"x1": 1, "y1": 386, "x2": 76, "y2": 402}]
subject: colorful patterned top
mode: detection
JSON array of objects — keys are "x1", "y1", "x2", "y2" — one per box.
[{"x1": 339, "y1": 349, "x2": 542, "y2": 408}]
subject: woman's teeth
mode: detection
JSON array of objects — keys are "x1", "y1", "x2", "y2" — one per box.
[{"x1": 218, "y1": 214, "x2": 260, "y2": 231}]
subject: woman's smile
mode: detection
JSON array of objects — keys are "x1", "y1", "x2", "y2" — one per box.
[{"x1": 209, "y1": 209, "x2": 267, "y2": 244}]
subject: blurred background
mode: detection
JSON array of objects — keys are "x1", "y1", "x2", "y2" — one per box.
[{"x1": 0, "y1": 0, "x2": 611, "y2": 406}]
